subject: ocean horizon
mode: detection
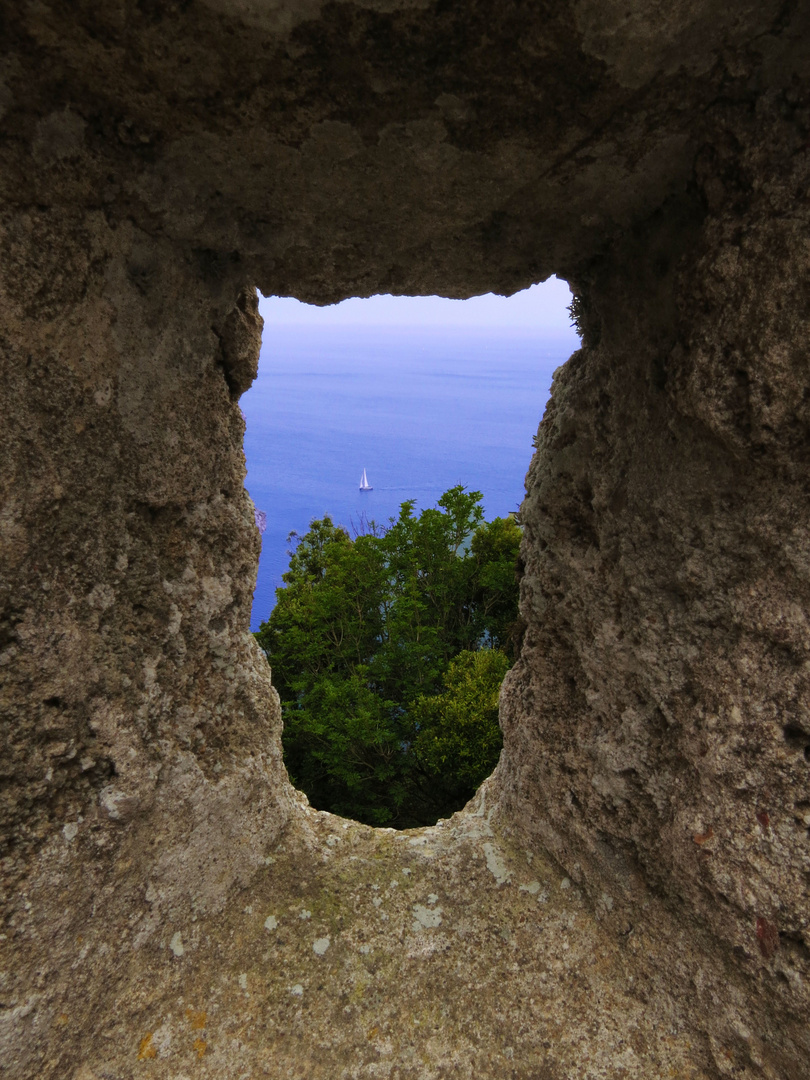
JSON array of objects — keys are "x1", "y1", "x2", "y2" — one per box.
[{"x1": 243, "y1": 322, "x2": 579, "y2": 631}]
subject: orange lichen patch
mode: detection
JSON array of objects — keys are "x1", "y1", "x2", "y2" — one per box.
[
  {"x1": 193, "y1": 1037, "x2": 207, "y2": 1058},
  {"x1": 366, "y1": 1026, "x2": 379, "y2": 1040},
  {"x1": 692, "y1": 827, "x2": 714, "y2": 845},
  {"x1": 137, "y1": 1033, "x2": 157, "y2": 1060},
  {"x1": 55, "y1": 1013, "x2": 69, "y2": 1026},
  {"x1": 185, "y1": 1008, "x2": 207, "y2": 1030}
]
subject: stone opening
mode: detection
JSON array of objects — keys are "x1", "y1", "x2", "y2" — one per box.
[
  {"x1": 244, "y1": 285, "x2": 576, "y2": 827},
  {"x1": 4, "y1": 2, "x2": 810, "y2": 1077}
]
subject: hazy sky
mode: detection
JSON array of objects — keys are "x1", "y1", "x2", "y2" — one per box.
[{"x1": 259, "y1": 276, "x2": 574, "y2": 331}]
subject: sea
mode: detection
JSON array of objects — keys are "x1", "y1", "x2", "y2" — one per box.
[{"x1": 242, "y1": 324, "x2": 579, "y2": 631}]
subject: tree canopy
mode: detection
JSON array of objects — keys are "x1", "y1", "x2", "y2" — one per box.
[{"x1": 255, "y1": 487, "x2": 522, "y2": 827}]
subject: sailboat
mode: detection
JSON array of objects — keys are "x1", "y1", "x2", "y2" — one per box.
[{"x1": 359, "y1": 468, "x2": 373, "y2": 492}]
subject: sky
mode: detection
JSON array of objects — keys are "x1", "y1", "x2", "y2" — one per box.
[{"x1": 258, "y1": 276, "x2": 574, "y2": 331}]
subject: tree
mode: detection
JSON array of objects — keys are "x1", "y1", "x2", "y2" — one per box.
[
  {"x1": 468, "y1": 515, "x2": 524, "y2": 655},
  {"x1": 409, "y1": 648, "x2": 511, "y2": 816},
  {"x1": 255, "y1": 487, "x2": 522, "y2": 827}
]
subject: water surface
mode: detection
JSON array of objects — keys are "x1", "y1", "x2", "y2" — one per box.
[{"x1": 243, "y1": 324, "x2": 578, "y2": 630}]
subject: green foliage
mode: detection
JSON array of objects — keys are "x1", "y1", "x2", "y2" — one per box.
[
  {"x1": 255, "y1": 487, "x2": 522, "y2": 827},
  {"x1": 568, "y1": 293, "x2": 585, "y2": 338},
  {"x1": 410, "y1": 649, "x2": 511, "y2": 810}
]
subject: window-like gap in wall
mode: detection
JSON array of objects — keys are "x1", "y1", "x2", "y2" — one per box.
[{"x1": 242, "y1": 280, "x2": 578, "y2": 828}]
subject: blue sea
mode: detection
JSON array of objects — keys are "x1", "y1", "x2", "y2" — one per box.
[{"x1": 242, "y1": 324, "x2": 579, "y2": 631}]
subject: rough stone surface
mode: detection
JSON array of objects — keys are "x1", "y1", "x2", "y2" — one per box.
[{"x1": 1, "y1": 1, "x2": 809, "y2": 1077}]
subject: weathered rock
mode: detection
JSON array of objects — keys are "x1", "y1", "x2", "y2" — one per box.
[{"x1": 1, "y1": 1, "x2": 809, "y2": 1077}]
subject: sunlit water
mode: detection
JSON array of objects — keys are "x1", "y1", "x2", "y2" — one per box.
[{"x1": 243, "y1": 324, "x2": 578, "y2": 630}]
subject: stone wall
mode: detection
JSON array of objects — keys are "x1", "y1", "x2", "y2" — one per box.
[{"x1": 1, "y1": 2, "x2": 808, "y2": 1077}]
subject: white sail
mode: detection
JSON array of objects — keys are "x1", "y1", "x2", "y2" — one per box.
[{"x1": 360, "y1": 468, "x2": 372, "y2": 491}]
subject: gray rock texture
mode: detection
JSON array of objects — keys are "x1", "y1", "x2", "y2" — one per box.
[{"x1": 1, "y1": 1, "x2": 809, "y2": 1077}]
